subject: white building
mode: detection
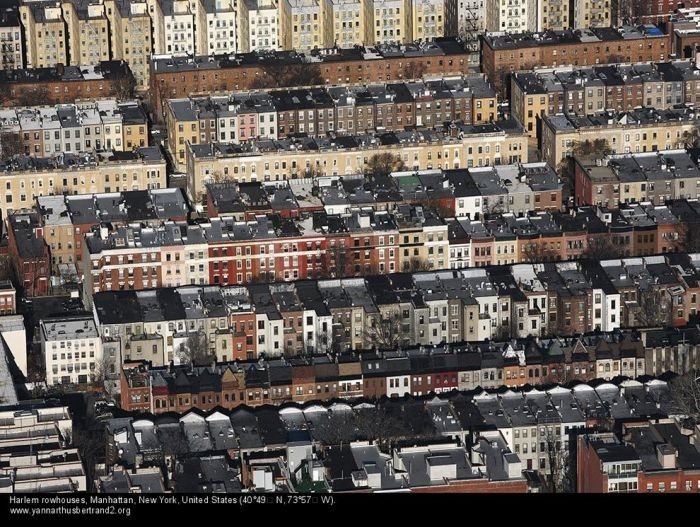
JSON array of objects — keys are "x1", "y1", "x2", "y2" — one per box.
[
  {"x1": 162, "y1": 0, "x2": 197, "y2": 56},
  {"x1": 203, "y1": 0, "x2": 238, "y2": 55},
  {"x1": 41, "y1": 316, "x2": 103, "y2": 387},
  {"x1": 485, "y1": 0, "x2": 537, "y2": 33},
  {"x1": 240, "y1": 0, "x2": 289, "y2": 52},
  {"x1": 96, "y1": 100, "x2": 124, "y2": 151},
  {"x1": 460, "y1": 268, "x2": 498, "y2": 341},
  {"x1": 0, "y1": 405, "x2": 85, "y2": 493},
  {"x1": 0, "y1": 315, "x2": 26, "y2": 379},
  {"x1": 255, "y1": 311, "x2": 284, "y2": 357}
]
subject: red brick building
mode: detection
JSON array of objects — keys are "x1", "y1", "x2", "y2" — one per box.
[
  {"x1": 120, "y1": 361, "x2": 153, "y2": 413},
  {"x1": 150, "y1": 39, "x2": 471, "y2": 117},
  {"x1": 6, "y1": 211, "x2": 50, "y2": 296},
  {"x1": 577, "y1": 420, "x2": 700, "y2": 493},
  {"x1": 1, "y1": 61, "x2": 133, "y2": 107}
]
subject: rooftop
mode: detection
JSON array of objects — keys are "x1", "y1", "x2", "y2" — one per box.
[{"x1": 40, "y1": 316, "x2": 98, "y2": 341}]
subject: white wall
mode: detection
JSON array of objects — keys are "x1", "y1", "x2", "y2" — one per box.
[{"x1": 0, "y1": 317, "x2": 27, "y2": 377}]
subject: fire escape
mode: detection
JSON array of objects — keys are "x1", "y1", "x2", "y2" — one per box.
[{"x1": 460, "y1": 1, "x2": 481, "y2": 59}]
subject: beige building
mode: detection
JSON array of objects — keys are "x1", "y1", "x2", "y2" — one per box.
[
  {"x1": 146, "y1": 0, "x2": 166, "y2": 54},
  {"x1": 574, "y1": 0, "x2": 611, "y2": 29},
  {"x1": 62, "y1": 0, "x2": 111, "y2": 66},
  {"x1": 411, "y1": 0, "x2": 451, "y2": 41},
  {"x1": 510, "y1": 75, "x2": 549, "y2": 137},
  {"x1": 287, "y1": 0, "x2": 332, "y2": 51},
  {"x1": 0, "y1": 147, "x2": 166, "y2": 220},
  {"x1": 20, "y1": 2, "x2": 68, "y2": 68},
  {"x1": 397, "y1": 212, "x2": 450, "y2": 271},
  {"x1": 165, "y1": 99, "x2": 200, "y2": 169},
  {"x1": 371, "y1": 0, "x2": 411, "y2": 44},
  {"x1": 329, "y1": 0, "x2": 371, "y2": 47},
  {"x1": 540, "y1": 109, "x2": 700, "y2": 164},
  {"x1": 537, "y1": 0, "x2": 571, "y2": 30},
  {"x1": 105, "y1": 0, "x2": 153, "y2": 89},
  {"x1": 185, "y1": 126, "x2": 528, "y2": 202},
  {"x1": 37, "y1": 195, "x2": 81, "y2": 273}
]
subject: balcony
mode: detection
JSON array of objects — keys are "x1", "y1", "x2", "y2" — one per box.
[{"x1": 607, "y1": 471, "x2": 637, "y2": 479}]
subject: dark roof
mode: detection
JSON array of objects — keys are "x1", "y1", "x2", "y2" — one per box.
[{"x1": 593, "y1": 442, "x2": 641, "y2": 463}]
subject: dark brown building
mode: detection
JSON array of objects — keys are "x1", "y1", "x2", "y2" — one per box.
[
  {"x1": 6, "y1": 210, "x2": 50, "y2": 297},
  {"x1": 150, "y1": 38, "x2": 471, "y2": 116},
  {"x1": 482, "y1": 28, "x2": 671, "y2": 93}
]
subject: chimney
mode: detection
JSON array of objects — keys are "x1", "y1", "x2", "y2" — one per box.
[{"x1": 656, "y1": 443, "x2": 676, "y2": 470}]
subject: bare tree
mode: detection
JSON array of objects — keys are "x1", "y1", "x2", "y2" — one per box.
[
  {"x1": 491, "y1": 65, "x2": 511, "y2": 94},
  {"x1": 324, "y1": 242, "x2": 352, "y2": 278},
  {"x1": 26, "y1": 369, "x2": 47, "y2": 399},
  {"x1": 404, "y1": 61, "x2": 426, "y2": 81},
  {"x1": 314, "y1": 330, "x2": 332, "y2": 355},
  {"x1": 89, "y1": 359, "x2": 108, "y2": 392},
  {"x1": 181, "y1": 332, "x2": 213, "y2": 365},
  {"x1": 312, "y1": 411, "x2": 359, "y2": 445},
  {"x1": 572, "y1": 138, "x2": 612, "y2": 158},
  {"x1": 251, "y1": 63, "x2": 324, "y2": 89},
  {"x1": 556, "y1": 157, "x2": 575, "y2": 202},
  {"x1": 0, "y1": 88, "x2": 9, "y2": 107},
  {"x1": 542, "y1": 364, "x2": 576, "y2": 386},
  {"x1": 16, "y1": 86, "x2": 51, "y2": 107},
  {"x1": 113, "y1": 70, "x2": 137, "y2": 101},
  {"x1": 670, "y1": 370, "x2": 700, "y2": 425},
  {"x1": 354, "y1": 407, "x2": 407, "y2": 452},
  {"x1": 158, "y1": 429, "x2": 191, "y2": 477},
  {"x1": 0, "y1": 131, "x2": 23, "y2": 160},
  {"x1": 523, "y1": 242, "x2": 559, "y2": 263},
  {"x1": 330, "y1": 318, "x2": 350, "y2": 353},
  {"x1": 683, "y1": 128, "x2": 700, "y2": 148},
  {"x1": 483, "y1": 199, "x2": 506, "y2": 218},
  {"x1": 669, "y1": 221, "x2": 691, "y2": 253},
  {"x1": 73, "y1": 417, "x2": 107, "y2": 492},
  {"x1": 363, "y1": 313, "x2": 407, "y2": 350},
  {"x1": 423, "y1": 197, "x2": 453, "y2": 218},
  {"x1": 633, "y1": 287, "x2": 672, "y2": 327},
  {"x1": 540, "y1": 425, "x2": 573, "y2": 493},
  {"x1": 364, "y1": 153, "x2": 405, "y2": 177},
  {"x1": 0, "y1": 255, "x2": 13, "y2": 281},
  {"x1": 406, "y1": 257, "x2": 430, "y2": 272},
  {"x1": 583, "y1": 236, "x2": 623, "y2": 260}
]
